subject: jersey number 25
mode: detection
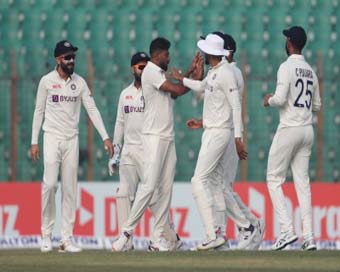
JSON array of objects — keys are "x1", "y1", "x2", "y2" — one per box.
[{"x1": 294, "y1": 78, "x2": 313, "y2": 110}]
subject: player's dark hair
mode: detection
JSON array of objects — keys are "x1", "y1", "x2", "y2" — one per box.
[{"x1": 150, "y1": 37, "x2": 171, "y2": 57}]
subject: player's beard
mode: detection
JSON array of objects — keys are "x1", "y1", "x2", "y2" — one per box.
[
  {"x1": 159, "y1": 62, "x2": 168, "y2": 71},
  {"x1": 285, "y1": 44, "x2": 289, "y2": 56},
  {"x1": 204, "y1": 54, "x2": 210, "y2": 65},
  {"x1": 60, "y1": 61, "x2": 74, "y2": 75},
  {"x1": 134, "y1": 74, "x2": 141, "y2": 83}
]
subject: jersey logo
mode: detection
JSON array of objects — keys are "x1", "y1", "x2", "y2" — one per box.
[
  {"x1": 71, "y1": 84, "x2": 77, "y2": 90},
  {"x1": 52, "y1": 95, "x2": 59, "y2": 102},
  {"x1": 52, "y1": 84, "x2": 62, "y2": 89},
  {"x1": 125, "y1": 95, "x2": 133, "y2": 100},
  {"x1": 212, "y1": 74, "x2": 217, "y2": 80}
]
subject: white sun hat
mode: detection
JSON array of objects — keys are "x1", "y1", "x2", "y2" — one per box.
[{"x1": 197, "y1": 34, "x2": 229, "y2": 56}]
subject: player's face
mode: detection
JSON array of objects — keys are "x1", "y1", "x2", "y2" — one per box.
[
  {"x1": 158, "y1": 50, "x2": 170, "y2": 71},
  {"x1": 58, "y1": 52, "x2": 76, "y2": 75},
  {"x1": 132, "y1": 61, "x2": 147, "y2": 82}
]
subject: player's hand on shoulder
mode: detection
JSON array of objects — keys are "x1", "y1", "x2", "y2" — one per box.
[
  {"x1": 235, "y1": 138, "x2": 247, "y2": 160},
  {"x1": 186, "y1": 118, "x2": 203, "y2": 129},
  {"x1": 30, "y1": 144, "x2": 40, "y2": 162},
  {"x1": 263, "y1": 93, "x2": 273, "y2": 107}
]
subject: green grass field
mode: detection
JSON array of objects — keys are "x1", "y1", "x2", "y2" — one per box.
[{"x1": 1, "y1": 250, "x2": 340, "y2": 272}]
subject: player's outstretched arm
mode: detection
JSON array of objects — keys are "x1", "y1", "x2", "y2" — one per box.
[{"x1": 159, "y1": 79, "x2": 190, "y2": 98}]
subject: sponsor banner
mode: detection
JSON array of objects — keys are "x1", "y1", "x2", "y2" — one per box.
[{"x1": 1, "y1": 182, "x2": 340, "y2": 249}]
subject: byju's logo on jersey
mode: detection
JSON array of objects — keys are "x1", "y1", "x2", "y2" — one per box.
[
  {"x1": 124, "y1": 105, "x2": 130, "y2": 113},
  {"x1": 52, "y1": 95, "x2": 77, "y2": 103},
  {"x1": 52, "y1": 95, "x2": 59, "y2": 102}
]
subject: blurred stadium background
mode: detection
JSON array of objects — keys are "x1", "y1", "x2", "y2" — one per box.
[{"x1": 0, "y1": 0, "x2": 339, "y2": 183}]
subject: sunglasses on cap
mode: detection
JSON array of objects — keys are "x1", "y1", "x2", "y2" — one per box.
[
  {"x1": 61, "y1": 54, "x2": 76, "y2": 60},
  {"x1": 134, "y1": 64, "x2": 146, "y2": 70}
]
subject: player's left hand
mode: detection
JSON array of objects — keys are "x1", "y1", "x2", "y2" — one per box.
[
  {"x1": 191, "y1": 55, "x2": 204, "y2": 80},
  {"x1": 235, "y1": 138, "x2": 248, "y2": 160},
  {"x1": 103, "y1": 139, "x2": 114, "y2": 157},
  {"x1": 263, "y1": 94, "x2": 273, "y2": 107}
]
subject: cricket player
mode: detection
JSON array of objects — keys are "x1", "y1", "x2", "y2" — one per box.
[
  {"x1": 213, "y1": 32, "x2": 265, "y2": 250},
  {"x1": 31, "y1": 40, "x2": 113, "y2": 253},
  {"x1": 112, "y1": 37, "x2": 200, "y2": 252},
  {"x1": 263, "y1": 26, "x2": 321, "y2": 250},
  {"x1": 172, "y1": 33, "x2": 247, "y2": 250},
  {"x1": 108, "y1": 52, "x2": 181, "y2": 251}
]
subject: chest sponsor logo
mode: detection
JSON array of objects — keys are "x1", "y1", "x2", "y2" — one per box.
[
  {"x1": 124, "y1": 105, "x2": 144, "y2": 113},
  {"x1": 52, "y1": 95, "x2": 77, "y2": 103},
  {"x1": 52, "y1": 95, "x2": 59, "y2": 102}
]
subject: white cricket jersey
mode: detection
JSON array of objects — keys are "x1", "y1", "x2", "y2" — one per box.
[
  {"x1": 183, "y1": 59, "x2": 242, "y2": 137},
  {"x1": 230, "y1": 62, "x2": 244, "y2": 98},
  {"x1": 31, "y1": 70, "x2": 109, "y2": 144},
  {"x1": 113, "y1": 82, "x2": 144, "y2": 146},
  {"x1": 230, "y1": 61, "x2": 245, "y2": 133},
  {"x1": 141, "y1": 61, "x2": 174, "y2": 140},
  {"x1": 269, "y1": 54, "x2": 321, "y2": 128}
]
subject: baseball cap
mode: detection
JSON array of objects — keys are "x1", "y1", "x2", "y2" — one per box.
[
  {"x1": 54, "y1": 40, "x2": 78, "y2": 57},
  {"x1": 282, "y1": 26, "x2": 307, "y2": 49},
  {"x1": 131, "y1": 52, "x2": 150, "y2": 66}
]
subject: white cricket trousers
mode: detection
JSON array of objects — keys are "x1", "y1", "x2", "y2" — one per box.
[
  {"x1": 213, "y1": 131, "x2": 257, "y2": 233},
  {"x1": 267, "y1": 125, "x2": 314, "y2": 239},
  {"x1": 192, "y1": 128, "x2": 230, "y2": 241},
  {"x1": 117, "y1": 144, "x2": 177, "y2": 242},
  {"x1": 122, "y1": 135, "x2": 176, "y2": 241},
  {"x1": 41, "y1": 132, "x2": 79, "y2": 242}
]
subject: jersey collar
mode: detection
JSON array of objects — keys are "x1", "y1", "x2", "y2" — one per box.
[{"x1": 288, "y1": 54, "x2": 305, "y2": 61}]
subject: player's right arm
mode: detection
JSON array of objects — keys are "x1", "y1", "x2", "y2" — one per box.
[
  {"x1": 31, "y1": 77, "x2": 48, "y2": 162},
  {"x1": 159, "y1": 80, "x2": 191, "y2": 98},
  {"x1": 113, "y1": 92, "x2": 125, "y2": 146},
  {"x1": 267, "y1": 63, "x2": 290, "y2": 107}
]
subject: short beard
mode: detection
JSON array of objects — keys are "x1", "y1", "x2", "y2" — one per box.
[
  {"x1": 60, "y1": 61, "x2": 74, "y2": 75},
  {"x1": 134, "y1": 74, "x2": 141, "y2": 82},
  {"x1": 160, "y1": 63, "x2": 168, "y2": 71},
  {"x1": 285, "y1": 44, "x2": 289, "y2": 56},
  {"x1": 205, "y1": 55, "x2": 209, "y2": 65}
]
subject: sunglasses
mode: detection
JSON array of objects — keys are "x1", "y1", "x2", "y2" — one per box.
[
  {"x1": 134, "y1": 64, "x2": 146, "y2": 70},
  {"x1": 62, "y1": 54, "x2": 76, "y2": 60}
]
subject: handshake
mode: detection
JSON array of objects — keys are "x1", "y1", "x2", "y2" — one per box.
[{"x1": 108, "y1": 144, "x2": 122, "y2": 176}]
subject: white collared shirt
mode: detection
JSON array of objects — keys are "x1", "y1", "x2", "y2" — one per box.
[
  {"x1": 269, "y1": 54, "x2": 321, "y2": 128},
  {"x1": 113, "y1": 82, "x2": 144, "y2": 146},
  {"x1": 141, "y1": 61, "x2": 174, "y2": 139},
  {"x1": 31, "y1": 70, "x2": 109, "y2": 144},
  {"x1": 183, "y1": 59, "x2": 242, "y2": 137}
]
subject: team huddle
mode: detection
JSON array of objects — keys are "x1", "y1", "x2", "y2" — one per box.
[{"x1": 31, "y1": 25, "x2": 321, "y2": 253}]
